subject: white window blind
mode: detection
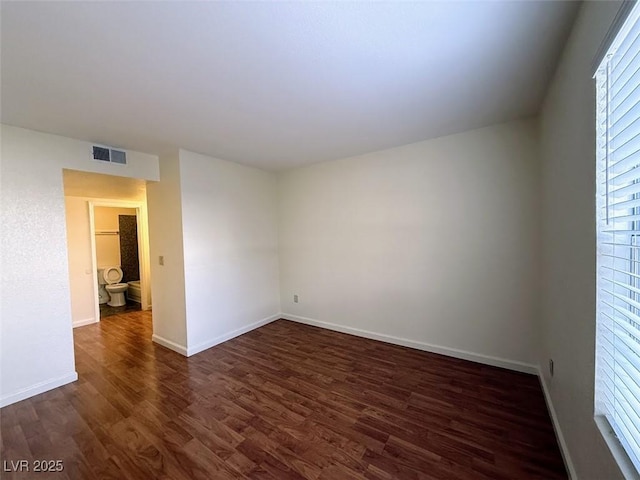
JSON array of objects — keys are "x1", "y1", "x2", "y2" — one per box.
[{"x1": 596, "y1": 2, "x2": 640, "y2": 475}]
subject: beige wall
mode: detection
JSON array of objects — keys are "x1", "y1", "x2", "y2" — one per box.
[
  {"x1": 94, "y1": 206, "x2": 136, "y2": 268},
  {"x1": 539, "y1": 1, "x2": 625, "y2": 479},
  {"x1": 147, "y1": 153, "x2": 189, "y2": 352},
  {"x1": 278, "y1": 118, "x2": 540, "y2": 369},
  {"x1": 64, "y1": 197, "x2": 94, "y2": 326}
]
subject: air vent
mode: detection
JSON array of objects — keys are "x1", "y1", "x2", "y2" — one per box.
[
  {"x1": 110, "y1": 149, "x2": 126, "y2": 164},
  {"x1": 92, "y1": 145, "x2": 127, "y2": 165},
  {"x1": 93, "y1": 146, "x2": 110, "y2": 161}
]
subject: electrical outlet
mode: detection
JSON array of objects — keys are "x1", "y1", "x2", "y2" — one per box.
[
  {"x1": 549, "y1": 359, "x2": 554, "y2": 377},
  {"x1": 293, "y1": 294, "x2": 299, "y2": 303},
  {"x1": 159, "y1": 256, "x2": 164, "y2": 266}
]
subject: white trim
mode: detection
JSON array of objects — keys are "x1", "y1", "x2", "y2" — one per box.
[
  {"x1": 280, "y1": 313, "x2": 538, "y2": 374},
  {"x1": 0, "y1": 372, "x2": 78, "y2": 408},
  {"x1": 88, "y1": 201, "x2": 99, "y2": 324},
  {"x1": 72, "y1": 317, "x2": 97, "y2": 328},
  {"x1": 187, "y1": 314, "x2": 281, "y2": 357},
  {"x1": 152, "y1": 334, "x2": 188, "y2": 356},
  {"x1": 538, "y1": 369, "x2": 577, "y2": 480}
]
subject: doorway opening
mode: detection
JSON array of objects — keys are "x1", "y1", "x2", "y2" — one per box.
[
  {"x1": 92, "y1": 203, "x2": 146, "y2": 319},
  {"x1": 62, "y1": 169, "x2": 152, "y2": 329}
]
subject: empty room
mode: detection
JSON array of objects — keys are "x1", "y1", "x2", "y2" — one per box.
[{"x1": 1, "y1": 1, "x2": 638, "y2": 479}]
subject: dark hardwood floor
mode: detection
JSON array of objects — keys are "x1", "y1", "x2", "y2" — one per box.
[
  {"x1": 99, "y1": 299, "x2": 141, "y2": 319},
  {"x1": 0, "y1": 312, "x2": 566, "y2": 479}
]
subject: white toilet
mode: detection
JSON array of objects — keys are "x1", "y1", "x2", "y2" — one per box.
[
  {"x1": 102, "y1": 266, "x2": 129, "y2": 307},
  {"x1": 97, "y1": 268, "x2": 110, "y2": 304}
]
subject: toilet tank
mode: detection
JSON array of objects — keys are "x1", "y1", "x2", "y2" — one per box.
[{"x1": 97, "y1": 268, "x2": 106, "y2": 285}]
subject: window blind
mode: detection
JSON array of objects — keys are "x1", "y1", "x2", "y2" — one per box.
[{"x1": 596, "y1": 2, "x2": 640, "y2": 475}]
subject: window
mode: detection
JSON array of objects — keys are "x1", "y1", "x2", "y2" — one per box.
[{"x1": 596, "y1": 3, "x2": 640, "y2": 475}]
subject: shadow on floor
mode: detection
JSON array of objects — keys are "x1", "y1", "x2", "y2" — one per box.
[{"x1": 99, "y1": 300, "x2": 141, "y2": 318}]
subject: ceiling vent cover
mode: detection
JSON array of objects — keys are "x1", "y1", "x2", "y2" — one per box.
[{"x1": 92, "y1": 145, "x2": 127, "y2": 165}]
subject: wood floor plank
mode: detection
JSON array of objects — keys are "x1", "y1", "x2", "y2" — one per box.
[{"x1": 0, "y1": 311, "x2": 567, "y2": 479}]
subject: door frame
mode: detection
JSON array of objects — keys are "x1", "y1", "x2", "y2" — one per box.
[{"x1": 89, "y1": 200, "x2": 152, "y2": 321}]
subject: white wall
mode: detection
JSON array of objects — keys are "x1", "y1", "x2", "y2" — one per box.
[
  {"x1": 539, "y1": 2, "x2": 625, "y2": 479},
  {"x1": 0, "y1": 124, "x2": 159, "y2": 407},
  {"x1": 278, "y1": 118, "x2": 540, "y2": 369},
  {"x1": 146, "y1": 153, "x2": 189, "y2": 353},
  {"x1": 94, "y1": 206, "x2": 136, "y2": 268},
  {"x1": 178, "y1": 150, "x2": 281, "y2": 355}
]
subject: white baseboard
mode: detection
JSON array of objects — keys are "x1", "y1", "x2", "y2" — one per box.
[
  {"x1": 187, "y1": 313, "x2": 281, "y2": 357},
  {"x1": 73, "y1": 317, "x2": 98, "y2": 328},
  {"x1": 538, "y1": 369, "x2": 577, "y2": 480},
  {"x1": 152, "y1": 334, "x2": 188, "y2": 356},
  {"x1": 0, "y1": 372, "x2": 78, "y2": 408},
  {"x1": 280, "y1": 313, "x2": 538, "y2": 375}
]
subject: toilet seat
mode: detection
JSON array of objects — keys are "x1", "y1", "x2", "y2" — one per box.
[{"x1": 103, "y1": 266, "x2": 123, "y2": 284}]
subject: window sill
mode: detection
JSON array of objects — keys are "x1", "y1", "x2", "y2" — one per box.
[{"x1": 595, "y1": 415, "x2": 640, "y2": 480}]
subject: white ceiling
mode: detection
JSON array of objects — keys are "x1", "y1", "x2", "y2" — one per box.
[{"x1": 2, "y1": 1, "x2": 579, "y2": 171}]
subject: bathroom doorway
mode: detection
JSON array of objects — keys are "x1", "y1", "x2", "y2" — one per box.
[
  {"x1": 89, "y1": 200, "x2": 151, "y2": 321},
  {"x1": 94, "y1": 206, "x2": 141, "y2": 318},
  {"x1": 62, "y1": 169, "x2": 153, "y2": 328}
]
